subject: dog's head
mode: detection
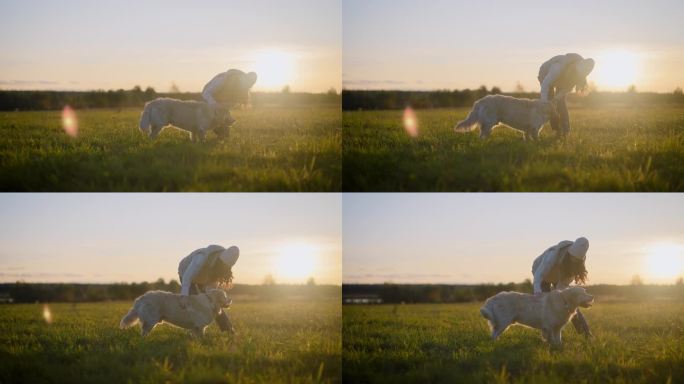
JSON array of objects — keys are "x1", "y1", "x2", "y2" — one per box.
[
  {"x1": 559, "y1": 286, "x2": 594, "y2": 309},
  {"x1": 211, "y1": 106, "x2": 236, "y2": 139},
  {"x1": 206, "y1": 289, "x2": 232, "y2": 309}
]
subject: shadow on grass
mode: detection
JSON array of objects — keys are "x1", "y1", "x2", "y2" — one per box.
[
  {"x1": 0, "y1": 139, "x2": 336, "y2": 191},
  {"x1": 343, "y1": 134, "x2": 681, "y2": 191}
]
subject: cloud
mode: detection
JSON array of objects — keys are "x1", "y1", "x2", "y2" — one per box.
[
  {"x1": 345, "y1": 272, "x2": 455, "y2": 281},
  {"x1": 0, "y1": 80, "x2": 60, "y2": 85},
  {"x1": 0, "y1": 272, "x2": 83, "y2": 280},
  {"x1": 343, "y1": 79, "x2": 407, "y2": 86}
]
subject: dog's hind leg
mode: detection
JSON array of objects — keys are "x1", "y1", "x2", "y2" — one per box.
[
  {"x1": 141, "y1": 321, "x2": 155, "y2": 337},
  {"x1": 149, "y1": 125, "x2": 163, "y2": 140},
  {"x1": 479, "y1": 122, "x2": 495, "y2": 139}
]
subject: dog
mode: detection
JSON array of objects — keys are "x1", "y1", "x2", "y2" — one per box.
[
  {"x1": 139, "y1": 98, "x2": 235, "y2": 142},
  {"x1": 480, "y1": 286, "x2": 593, "y2": 347},
  {"x1": 120, "y1": 289, "x2": 232, "y2": 336},
  {"x1": 454, "y1": 95, "x2": 557, "y2": 140}
]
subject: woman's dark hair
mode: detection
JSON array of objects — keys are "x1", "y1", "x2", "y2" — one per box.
[
  {"x1": 211, "y1": 259, "x2": 234, "y2": 289},
  {"x1": 575, "y1": 77, "x2": 588, "y2": 92},
  {"x1": 562, "y1": 253, "x2": 588, "y2": 285}
]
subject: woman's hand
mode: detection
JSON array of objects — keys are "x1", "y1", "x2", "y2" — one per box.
[{"x1": 179, "y1": 295, "x2": 190, "y2": 309}]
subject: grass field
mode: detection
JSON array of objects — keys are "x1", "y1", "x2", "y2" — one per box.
[
  {"x1": 343, "y1": 301, "x2": 684, "y2": 383},
  {"x1": 343, "y1": 106, "x2": 684, "y2": 191},
  {"x1": 0, "y1": 300, "x2": 341, "y2": 383},
  {"x1": 0, "y1": 105, "x2": 341, "y2": 191}
]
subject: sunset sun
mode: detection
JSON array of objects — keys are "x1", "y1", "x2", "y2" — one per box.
[
  {"x1": 275, "y1": 242, "x2": 317, "y2": 282},
  {"x1": 644, "y1": 243, "x2": 683, "y2": 282},
  {"x1": 593, "y1": 50, "x2": 641, "y2": 90},
  {"x1": 252, "y1": 49, "x2": 296, "y2": 91}
]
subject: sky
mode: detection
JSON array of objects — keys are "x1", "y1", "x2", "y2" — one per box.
[
  {"x1": 0, "y1": 194, "x2": 341, "y2": 285},
  {"x1": 343, "y1": 194, "x2": 684, "y2": 285},
  {"x1": 0, "y1": 0, "x2": 341, "y2": 93},
  {"x1": 343, "y1": 0, "x2": 684, "y2": 92}
]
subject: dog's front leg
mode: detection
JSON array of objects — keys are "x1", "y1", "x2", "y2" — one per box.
[
  {"x1": 550, "y1": 328, "x2": 563, "y2": 349},
  {"x1": 191, "y1": 327, "x2": 205, "y2": 337},
  {"x1": 190, "y1": 132, "x2": 198, "y2": 142}
]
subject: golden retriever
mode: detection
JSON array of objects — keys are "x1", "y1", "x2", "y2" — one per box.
[
  {"x1": 120, "y1": 289, "x2": 231, "y2": 336},
  {"x1": 139, "y1": 98, "x2": 235, "y2": 142},
  {"x1": 455, "y1": 95, "x2": 557, "y2": 140},
  {"x1": 480, "y1": 286, "x2": 593, "y2": 347}
]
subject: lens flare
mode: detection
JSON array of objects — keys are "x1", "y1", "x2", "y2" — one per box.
[
  {"x1": 403, "y1": 106, "x2": 418, "y2": 137},
  {"x1": 62, "y1": 105, "x2": 78, "y2": 137},
  {"x1": 43, "y1": 304, "x2": 53, "y2": 324}
]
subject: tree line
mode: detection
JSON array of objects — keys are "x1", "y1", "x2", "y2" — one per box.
[
  {"x1": 343, "y1": 281, "x2": 684, "y2": 304},
  {"x1": 0, "y1": 280, "x2": 341, "y2": 303},
  {"x1": 0, "y1": 87, "x2": 341, "y2": 111},
  {"x1": 342, "y1": 88, "x2": 684, "y2": 110}
]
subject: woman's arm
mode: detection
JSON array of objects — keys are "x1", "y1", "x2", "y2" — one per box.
[
  {"x1": 180, "y1": 252, "x2": 209, "y2": 296},
  {"x1": 540, "y1": 62, "x2": 564, "y2": 102},
  {"x1": 202, "y1": 73, "x2": 228, "y2": 104},
  {"x1": 532, "y1": 248, "x2": 560, "y2": 294}
]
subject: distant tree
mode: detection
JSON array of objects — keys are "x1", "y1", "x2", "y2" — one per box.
[
  {"x1": 631, "y1": 274, "x2": 643, "y2": 285},
  {"x1": 306, "y1": 277, "x2": 316, "y2": 286},
  {"x1": 674, "y1": 87, "x2": 683, "y2": 96},
  {"x1": 676, "y1": 276, "x2": 683, "y2": 285},
  {"x1": 490, "y1": 86, "x2": 502, "y2": 95},
  {"x1": 627, "y1": 84, "x2": 637, "y2": 93},
  {"x1": 132, "y1": 85, "x2": 142, "y2": 93},
  {"x1": 263, "y1": 274, "x2": 276, "y2": 286},
  {"x1": 281, "y1": 85, "x2": 291, "y2": 94},
  {"x1": 327, "y1": 87, "x2": 337, "y2": 96},
  {"x1": 514, "y1": 81, "x2": 525, "y2": 93},
  {"x1": 169, "y1": 82, "x2": 181, "y2": 93},
  {"x1": 144, "y1": 86, "x2": 156, "y2": 100}
]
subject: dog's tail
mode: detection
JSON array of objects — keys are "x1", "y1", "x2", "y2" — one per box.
[
  {"x1": 120, "y1": 308, "x2": 139, "y2": 329},
  {"x1": 454, "y1": 107, "x2": 480, "y2": 132},
  {"x1": 139, "y1": 104, "x2": 152, "y2": 136}
]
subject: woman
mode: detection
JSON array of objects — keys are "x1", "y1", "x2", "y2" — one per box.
[
  {"x1": 538, "y1": 53, "x2": 595, "y2": 135},
  {"x1": 202, "y1": 69, "x2": 257, "y2": 106},
  {"x1": 178, "y1": 244, "x2": 240, "y2": 333},
  {"x1": 201, "y1": 69, "x2": 257, "y2": 138},
  {"x1": 531, "y1": 237, "x2": 592, "y2": 337}
]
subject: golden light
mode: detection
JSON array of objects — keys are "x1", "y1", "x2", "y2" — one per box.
[
  {"x1": 644, "y1": 243, "x2": 683, "y2": 282},
  {"x1": 275, "y1": 242, "x2": 317, "y2": 282},
  {"x1": 403, "y1": 106, "x2": 418, "y2": 137},
  {"x1": 593, "y1": 50, "x2": 641, "y2": 91},
  {"x1": 61, "y1": 105, "x2": 78, "y2": 137},
  {"x1": 252, "y1": 49, "x2": 296, "y2": 91},
  {"x1": 43, "y1": 304, "x2": 53, "y2": 324}
]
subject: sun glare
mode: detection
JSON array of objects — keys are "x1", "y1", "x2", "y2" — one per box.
[
  {"x1": 275, "y1": 242, "x2": 317, "y2": 282},
  {"x1": 252, "y1": 49, "x2": 296, "y2": 91},
  {"x1": 43, "y1": 304, "x2": 53, "y2": 324},
  {"x1": 403, "y1": 106, "x2": 418, "y2": 137},
  {"x1": 593, "y1": 50, "x2": 641, "y2": 91},
  {"x1": 644, "y1": 243, "x2": 683, "y2": 282},
  {"x1": 61, "y1": 105, "x2": 78, "y2": 137}
]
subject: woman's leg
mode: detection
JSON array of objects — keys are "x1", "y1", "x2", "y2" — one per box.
[
  {"x1": 556, "y1": 94, "x2": 570, "y2": 135},
  {"x1": 571, "y1": 309, "x2": 592, "y2": 338}
]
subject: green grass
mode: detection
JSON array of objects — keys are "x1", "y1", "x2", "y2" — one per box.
[
  {"x1": 343, "y1": 301, "x2": 684, "y2": 383},
  {"x1": 0, "y1": 300, "x2": 341, "y2": 383},
  {"x1": 343, "y1": 106, "x2": 684, "y2": 191},
  {"x1": 0, "y1": 105, "x2": 341, "y2": 191}
]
